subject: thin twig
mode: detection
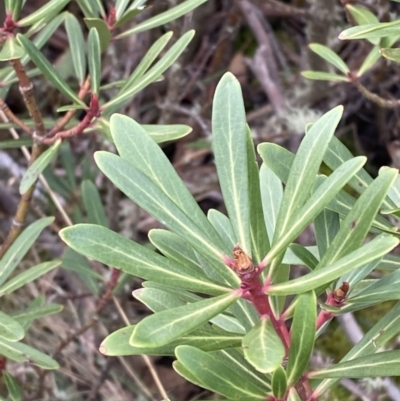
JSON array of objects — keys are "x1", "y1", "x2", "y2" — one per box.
[{"x1": 0, "y1": 97, "x2": 33, "y2": 134}]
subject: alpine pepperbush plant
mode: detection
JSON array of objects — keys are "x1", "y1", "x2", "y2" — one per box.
[{"x1": 61, "y1": 72, "x2": 400, "y2": 401}]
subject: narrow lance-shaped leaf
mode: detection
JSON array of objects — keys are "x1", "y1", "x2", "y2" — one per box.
[
  {"x1": 84, "y1": 18, "x2": 111, "y2": 50},
  {"x1": 115, "y1": 0, "x2": 208, "y2": 38},
  {"x1": 287, "y1": 291, "x2": 317, "y2": 385},
  {"x1": 19, "y1": 139, "x2": 61, "y2": 195},
  {"x1": 0, "y1": 217, "x2": 54, "y2": 287},
  {"x1": 301, "y1": 71, "x2": 349, "y2": 82},
  {"x1": 175, "y1": 345, "x2": 267, "y2": 400},
  {"x1": 0, "y1": 312, "x2": 24, "y2": 342},
  {"x1": 267, "y1": 235, "x2": 399, "y2": 295},
  {"x1": 18, "y1": 0, "x2": 70, "y2": 27},
  {"x1": 4, "y1": 371, "x2": 21, "y2": 401},
  {"x1": 130, "y1": 291, "x2": 240, "y2": 347},
  {"x1": 339, "y1": 20, "x2": 400, "y2": 40},
  {"x1": 213, "y1": 72, "x2": 251, "y2": 255},
  {"x1": 314, "y1": 209, "x2": 340, "y2": 258},
  {"x1": 309, "y1": 350, "x2": 400, "y2": 379},
  {"x1": 60, "y1": 224, "x2": 230, "y2": 295},
  {"x1": 309, "y1": 44, "x2": 349, "y2": 73},
  {"x1": 0, "y1": 260, "x2": 61, "y2": 296},
  {"x1": 242, "y1": 316, "x2": 285, "y2": 373},
  {"x1": 17, "y1": 34, "x2": 86, "y2": 107},
  {"x1": 65, "y1": 13, "x2": 86, "y2": 84},
  {"x1": 266, "y1": 106, "x2": 343, "y2": 263},
  {"x1": 81, "y1": 180, "x2": 108, "y2": 227},
  {"x1": 88, "y1": 28, "x2": 101, "y2": 94},
  {"x1": 346, "y1": 5, "x2": 379, "y2": 45}
]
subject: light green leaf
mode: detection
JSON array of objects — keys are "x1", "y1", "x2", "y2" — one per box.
[
  {"x1": 19, "y1": 139, "x2": 61, "y2": 195},
  {"x1": 88, "y1": 28, "x2": 101, "y2": 94},
  {"x1": 213, "y1": 72, "x2": 251, "y2": 255},
  {"x1": 115, "y1": 0, "x2": 130, "y2": 19},
  {"x1": 84, "y1": 18, "x2": 111, "y2": 51},
  {"x1": 315, "y1": 301, "x2": 400, "y2": 395},
  {"x1": 310, "y1": 350, "x2": 400, "y2": 378},
  {"x1": 142, "y1": 124, "x2": 192, "y2": 143},
  {"x1": 0, "y1": 138, "x2": 33, "y2": 149},
  {"x1": 314, "y1": 210, "x2": 340, "y2": 258},
  {"x1": 381, "y1": 47, "x2": 400, "y2": 64},
  {"x1": 0, "y1": 312, "x2": 24, "y2": 342},
  {"x1": 114, "y1": 7, "x2": 146, "y2": 28},
  {"x1": 175, "y1": 345, "x2": 267, "y2": 400},
  {"x1": 208, "y1": 210, "x2": 236, "y2": 250},
  {"x1": 60, "y1": 224, "x2": 229, "y2": 295},
  {"x1": 116, "y1": 0, "x2": 208, "y2": 38},
  {"x1": 264, "y1": 157, "x2": 366, "y2": 264},
  {"x1": 81, "y1": 180, "x2": 108, "y2": 227},
  {"x1": 130, "y1": 292, "x2": 240, "y2": 347},
  {"x1": 65, "y1": 13, "x2": 86, "y2": 83},
  {"x1": 119, "y1": 32, "x2": 173, "y2": 94},
  {"x1": 301, "y1": 71, "x2": 349, "y2": 81},
  {"x1": 346, "y1": 5, "x2": 379, "y2": 44},
  {"x1": 288, "y1": 244, "x2": 319, "y2": 270},
  {"x1": 10, "y1": 0, "x2": 23, "y2": 20},
  {"x1": 18, "y1": 0, "x2": 70, "y2": 27},
  {"x1": 287, "y1": 292, "x2": 316, "y2": 385},
  {"x1": 339, "y1": 20, "x2": 400, "y2": 40},
  {"x1": 246, "y1": 126, "x2": 270, "y2": 262},
  {"x1": 17, "y1": 34, "x2": 86, "y2": 107},
  {"x1": 0, "y1": 260, "x2": 60, "y2": 296},
  {"x1": 263, "y1": 106, "x2": 343, "y2": 264},
  {"x1": 4, "y1": 372, "x2": 21, "y2": 401},
  {"x1": 309, "y1": 44, "x2": 349, "y2": 73},
  {"x1": 0, "y1": 338, "x2": 58, "y2": 369},
  {"x1": 0, "y1": 37, "x2": 25, "y2": 61},
  {"x1": 271, "y1": 366, "x2": 287, "y2": 400},
  {"x1": 0, "y1": 217, "x2": 54, "y2": 287},
  {"x1": 318, "y1": 168, "x2": 398, "y2": 268},
  {"x1": 12, "y1": 303, "x2": 63, "y2": 327},
  {"x1": 100, "y1": 325, "x2": 242, "y2": 356},
  {"x1": 242, "y1": 317, "x2": 285, "y2": 373},
  {"x1": 267, "y1": 235, "x2": 399, "y2": 295},
  {"x1": 103, "y1": 30, "x2": 194, "y2": 114},
  {"x1": 358, "y1": 46, "x2": 381, "y2": 76}
]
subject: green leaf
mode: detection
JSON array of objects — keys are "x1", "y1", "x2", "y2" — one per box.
[
  {"x1": 0, "y1": 217, "x2": 54, "y2": 287},
  {"x1": 301, "y1": 71, "x2": 348, "y2": 82},
  {"x1": 262, "y1": 106, "x2": 343, "y2": 263},
  {"x1": 60, "y1": 224, "x2": 229, "y2": 295},
  {"x1": 208, "y1": 210, "x2": 236, "y2": 250},
  {"x1": 17, "y1": 34, "x2": 86, "y2": 107},
  {"x1": 175, "y1": 345, "x2": 267, "y2": 400},
  {"x1": 130, "y1": 292, "x2": 240, "y2": 347},
  {"x1": 12, "y1": 303, "x2": 63, "y2": 327},
  {"x1": 260, "y1": 164, "x2": 283, "y2": 241},
  {"x1": 65, "y1": 13, "x2": 86, "y2": 84},
  {"x1": 4, "y1": 372, "x2": 21, "y2": 401},
  {"x1": 0, "y1": 37, "x2": 25, "y2": 61},
  {"x1": 288, "y1": 244, "x2": 319, "y2": 270},
  {"x1": 317, "y1": 167, "x2": 398, "y2": 268},
  {"x1": 0, "y1": 338, "x2": 58, "y2": 369},
  {"x1": 242, "y1": 316, "x2": 285, "y2": 373},
  {"x1": 271, "y1": 366, "x2": 287, "y2": 400},
  {"x1": 19, "y1": 139, "x2": 61, "y2": 195},
  {"x1": 381, "y1": 47, "x2": 400, "y2": 64},
  {"x1": 109, "y1": 114, "x2": 227, "y2": 254},
  {"x1": 287, "y1": 292, "x2": 316, "y2": 385},
  {"x1": 119, "y1": 31, "x2": 173, "y2": 94},
  {"x1": 314, "y1": 210, "x2": 340, "y2": 258},
  {"x1": 88, "y1": 28, "x2": 101, "y2": 94},
  {"x1": 0, "y1": 260, "x2": 60, "y2": 296},
  {"x1": 115, "y1": 0, "x2": 130, "y2": 19},
  {"x1": 315, "y1": 301, "x2": 400, "y2": 395},
  {"x1": 18, "y1": 0, "x2": 69, "y2": 27},
  {"x1": 346, "y1": 5, "x2": 380, "y2": 45},
  {"x1": 267, "y1": 235, "x2": 399, "y2": 295},
  {"x1": 84, "y1": 18, "x2": 111, "y2": 51},
  {"x1": 309, "y1": 44, "x2": 349, "y2": 73},
  {"x1": 246, "y1": 126, "x2": 270, "y2": 262},
  {"x1": 264, "y1": 157, "x2": 366, "y2": 264},
  {"x1": 76, "y1": 0, "x2": 99, "y2": 18},
  {"x1": 116, "y1": 0, "x2": 208, "y2": 38},
  {"x1": 212, "y1": 72, "x2": 251, "y2": 255},
  {"x1": 142, "y1": 124, "x2": 192, "y2": 143},
  {"x1": 103, "y1": 30, "x2": 194, "y2": 114},
  {"x1": 309, "y1": 350, "x2": 400, "y2": 379},
  {"x1": 81, "y1": 180, "x2": 108, "y2": 227},
  {"x1": 0, "y1": 138, "x2": 33, "y2": 149},
  {"x1": 11, "y1": 0, "x2": 23, "y2": 20},
  {"x1": 114, "y1": 7, "x2": 146, "y2": 28},
  {"x1": 100, "y1": 325, "x2": 242, "y2": 356},
  {"x1": 358, "y1": 46, "x2": 381, "y2": 76},
  {"x1": 0, "y1": 312, "x2": 24, "y2": 342},
  {"x1": 339, "y1": 20, "x2": 400, "y2": 40}
]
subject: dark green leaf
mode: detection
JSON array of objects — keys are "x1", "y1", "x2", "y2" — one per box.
[
  {"x1": 81, "y1": 180, "x2": 108, "y2": 227},
  {"x1": 4, "y1": 372, "x2": 21, "y2": 401},
  {"x1": 271, "y1": 366, "x2": 287, "y2": 400},
  {"x1": 84, "y1": 18, "x2": 111, "y2": 51}
]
